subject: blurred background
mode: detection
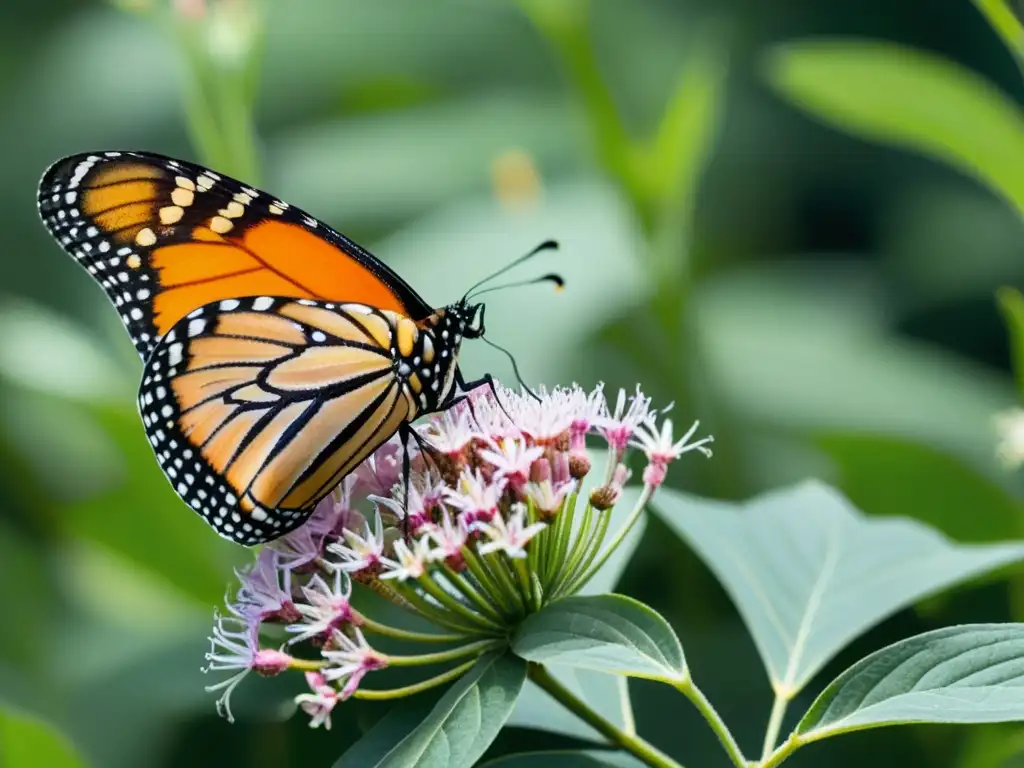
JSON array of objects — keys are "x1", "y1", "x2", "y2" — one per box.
[{"x1": 2, "y1": 0, "x2": 1024, "y2": 766}]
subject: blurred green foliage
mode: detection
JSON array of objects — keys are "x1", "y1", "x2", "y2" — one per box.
[{"x1": 4, "y1": 0, "x2": 1024, "y2": 766}]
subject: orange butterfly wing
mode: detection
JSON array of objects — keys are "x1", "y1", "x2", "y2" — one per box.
[
  {"x1": 37, "y1": 151, "x2": 432, "y2": 360},
  {"x1": 140, "y1": 296, "x2": 420, "y2": 544}
]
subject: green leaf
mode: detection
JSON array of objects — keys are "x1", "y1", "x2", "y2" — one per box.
[
  {"x1": 764, "y1": 40, "x2": 1024, "y2": 217},
  {"x1": 513, "y1": 595, "x2": 687, "y2": 683},
  {"x1": 797, "y1": 624, "x2": 1024, "y2": 740},
  {"x1": 0, "y1": 707, "x2": 87, "y2": 768},
  {"x1": 339, "y1": 652, "x2": 526, "y2": 768},
  {"x1": 998, "y1": 287, "x2": 1024, "y2": 400},
  {"x1": 480, "y1": 751, "x2": 626, "y2": 768},
  {"x1": 651, "y1": 481, "x2": 1024, "y2": 697},
  {"x1": 817, "y1": 433, "x2": 1022, "y2": 543}
]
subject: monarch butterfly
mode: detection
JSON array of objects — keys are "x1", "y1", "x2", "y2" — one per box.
[{"x1": 37, "y1": 151, "x2": 558, "y2": 546}]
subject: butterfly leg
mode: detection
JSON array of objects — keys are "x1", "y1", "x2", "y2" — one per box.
[
  {"x1": 398, "y1": 422, "x2": 414, "y2": 539},
  {"x1": 456, "y1": 370, "x2": 516, "y2": 427}
]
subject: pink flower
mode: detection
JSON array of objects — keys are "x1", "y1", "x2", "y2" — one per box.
[
  {"x1": 286, "y1": 569, "x2": 356, "y2": 645},
  {"x1": 327, "y1": 509, "x2": 387, "y2": 577},
  {"x1": 233, "y1": 549, "x2": 299, "y2": 623},
  {"x1": 203, "y1": 610, "x2": 292, "y2": 722},
  {"x1": 427, "y1": 510, "x2": 470, "y2": 570},
  {"x1": 631, "y1": 418, "x2": 713, "y2": 488},
  {"x1": 370, "y1": 472, "x2": 444, "y2": 536},
  {"x1": 380, "y1": 536, "x2": 433, "y2": 582},
  {"x1": 419, "y1": 408, "x2": 479, "y2": 457},
  {"x1": 294, "y1": 671, "x2": 339, "y2": 730},
  {"x1": 353, "y1": 439, "x2": 405, "y2": 497},
  {"x1": 596, "y1": 386, "x2": 655, "y2": 457},
  {"x1": 321, "y1": 628, "x2": 388, "y2": 699},
  {"x1": 478, "y1": 437, "x2": 543, "y2": 491},
  {"x1": 444, "y1": 469, "x2": 506, "y2": 526},
  {"x1": 526, "y1": 479, "x2": 574, "y2": 517},
  {"x1": 475, "y1": 505, "x2": 546, "y2": 559}
]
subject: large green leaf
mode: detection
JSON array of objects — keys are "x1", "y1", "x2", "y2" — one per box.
[
  {"x1": 817, "y1": 433, "x2": 1022, "y2": 543},
  {"x1": 337, "y1": 652, "x2": 525, "y2": 768},
  {"x1": 999, "y1": 287, "x2": 1024, "y2": 400},
  {"x1": 797, "y1": 624, "x2": 1024, "y2": 740},
  {"x1": 0, "y1": 707, "x2": 87, "y2": 768},
  {"x1": 651, "y1": 481, "x2": 1024, "y2": 697},
  {"x1": 764, "y1": 40, "x2": 1024, "y2": 217},
  {"x1": 513, "y1": 595, "x2": 687, "y2": 683}
]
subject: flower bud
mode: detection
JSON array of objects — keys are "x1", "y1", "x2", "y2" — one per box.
[
  {"x1": 252, "y1": 648, "x2": 292, "y2": 677},
  {"x1": 568, "y1": 451, "x2": 591, "y2": 479}
]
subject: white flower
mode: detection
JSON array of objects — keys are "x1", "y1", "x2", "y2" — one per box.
[
  {"x1": 475, "y1": 505, "x2": 546, "y2": 559},
  {"x1": 285, "y1": 569, "x2": 354, "y2": 644},
  {"x1": 294, "y1": 672, "x2": 339, "y2": 730},
  {"x1": 525, "y1": 480, "x2": 574, "y2": 516},
  {"x1": 233, "y1": 548, "x2": 296, "y2": 622},
  {"x1": 996, "y1": 408, "x2": 1024, "y2": 468},
  {"x1": 427, "y1": 510, "x2": 470, "y2": 563},
  {"x1": 444, "y1": 469, "x2": 505, "y2": 525},
  {"x1": 321, "y1": 628, "x2": 387, "y2": 699},
  {"x1": 203, "y1": 610, "x2": 291, "y2": 723},
  {"x1": 380, "y1": 536, "x2": 433, "y2": 582},
  {"x1": 370, "y1": 472, "x2": 444, "y2": 535},
  {"x1": 631, "y1": 418, "x2": 714, "y2": 462},
  {"x1": 479, "y1": 437, "x2": 544, "y2": 487},
  {"x1": 596, "y1": 385, "x2": 656, "y2": 453},
  {"x1": 327, "y1": 509, "x2": 387, "y2": 574},
  {"x1": 419, "y1": 407, "x2": 479, "y2": 455}
]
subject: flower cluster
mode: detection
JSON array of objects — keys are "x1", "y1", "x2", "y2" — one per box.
[{"x1": 202, "y1": 382, "x2": 712, "y2": 728}]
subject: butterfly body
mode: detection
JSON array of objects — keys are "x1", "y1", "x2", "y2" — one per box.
[{"x1": 37, "y1": 150, "x2": 489, "y2": 545}]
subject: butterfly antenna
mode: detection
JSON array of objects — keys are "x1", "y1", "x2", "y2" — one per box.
[
  {"x1": 466, "y1": 272, "x2": 564, "y2": 302},
  {"x1": 481, "y1": 336, "x2": 542, "y2": 402},
  {"x1": 462, "y1": 240, "x2": 559, "y2": 301}
]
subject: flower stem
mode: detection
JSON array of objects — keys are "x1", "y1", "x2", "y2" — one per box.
[
  {"x1": 388, "y1": 581, "x2": 496, "y2": 636},
  {"x1": 287, "y1": 657, "x2": 328, "y2": 672},
  {"x1": 758, "y1": 733, "x2": 809, "y2": 768},
  {"x1": 353, "y1": 658, "x2": 478, "y2": 701},
  {"x1": 760, "y1": 693, "x2": 789, "y2": 760},
  {"x1": 528, "y1": 663, "x2": 686, "y2": 768},
  {"x1": 463, "y1": 547, "x2": 517, "y2": 618},
  {"x1": 973, "y1": 0, "x2": 1024, "y2": 74},
  {"x1": 417, "y1": 573, "x2": 506, "y2": 631},
  {"x1": 438, "y1": 565, "x2": 505, "y2": 623},
  {"x1": 386, "y1": 639, "x2": 504, "y2": 667},
  {"x1": 354, "y1": 612, "x2": 467, "y2": 644},
  {"x1": 674, "y1": 679, "x2": 748, "y2": 768},
  {"x1": 567, "y1": 484, "x2": 655, "y2": 593}
]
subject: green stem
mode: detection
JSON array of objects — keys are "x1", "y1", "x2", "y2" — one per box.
[
  {"x1": 675, "y1": 679, "x2": 748, "y2": 768},
  {"x1": 386, "y1": 639, "x2": 504, "y2": 667},
  {"x1": 758, "y1": 733, "x2": 809, "y2": 768},
  {"x1": 484, "y1": 550, "x2": 527, "y2": 615},
  {"x1": 974, "y1": 0, "x2": 1024, "y2": 73},
  {"x1": 463, "y1": 546, "x2": 517, "y2": 617},
  {"x1": 437, "y1": 564, "x2": 505, "y2": 622},
  {"x1": 353, "y1": 658, "x2": 478, "y2": 701},
  {"x1": 387, "y1": 581, "x2": 494, "y2": 636},
  {"x1": 354, "y1": 612, "x2": 467, "y2": 644},
  {"x1": 417, "y1": 574, "x2": 505, "y2": 631},
  {"x1": 567, "y1": 484, "x2": 655, "y2": 593},
  {"x1": 287, "y1": 657, "x2": 327, "y2": 673},
  {"x1": 528, "y1": 664, "x2": 685, "y2": 768},
  {"x1": 760, "y1": 694, "x2": 789, "y2": 760}
]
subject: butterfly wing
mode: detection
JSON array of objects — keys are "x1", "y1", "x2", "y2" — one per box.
[
  {"x1": 38, "y1": 151, "x2": 433, "y2": 360},
  {"x1": 140, "y1": 296, "x2": 419, "y2": 544}
]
